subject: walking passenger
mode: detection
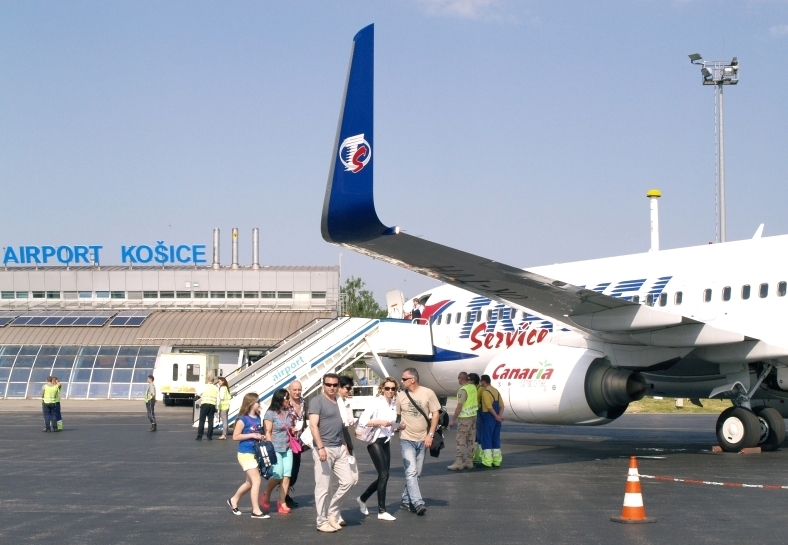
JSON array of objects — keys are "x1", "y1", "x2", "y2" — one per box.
[
  {"x1": 396, "y1": 367, "x2": 440, "y2": 516},
  {"x1": 228, "y1": 392, "x2": 269, "y2": 519},
  {"x1": 309, "y1": 373, "x2": 353, "y2": 533},
  {"x1": 337, "y1": 375, "x2": 355, "y2": 456},
  {"x1": 447, "y1": 372, "x2": 477, "y2": 470},
  {"x1": 479, "y1": 374, "x2": 505, "y2": 467},
  {"x1": 196, "y1": 375, "x2": 218, "y2": 441},
  {"x1": 217, "y1": 377, "x2": 231, "y2": 440},
  {"x1": 356, "y1": 377, "x2": 401, "y2": 521},
  {"x1": 41, "y1": 377, "x2": 58, "y2": 432},
  {"x1": 263, "y1": 389, "x2": 293, "y2": 514},
  {"x1": 145, "y1": 375, "x2": 157, "y2": 432},
  {"x1": 285, "y1": 380, "x2": 306, "y2": 508},
  {"x1": 52, "y1": 375, "x2": 63, "y2": 431}
]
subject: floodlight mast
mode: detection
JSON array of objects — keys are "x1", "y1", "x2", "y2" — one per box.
[{"x1": 689, "y1": 53, "x2": 739, "y2": 243}]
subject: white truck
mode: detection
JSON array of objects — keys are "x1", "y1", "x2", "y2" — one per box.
[{"x1": 154, "y1": 353, "x2": 219, "y2": 406}]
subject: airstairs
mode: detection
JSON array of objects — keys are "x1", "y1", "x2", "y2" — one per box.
[{"x1": 193, "y1": 316, "x2": 433, "y2": 428}]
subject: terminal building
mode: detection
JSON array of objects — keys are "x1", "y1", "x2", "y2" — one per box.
[{"x1": 0, "y1": 228, "x2": 339, "y2": 399}]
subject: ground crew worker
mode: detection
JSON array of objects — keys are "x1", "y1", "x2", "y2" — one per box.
[
  {"x1": 478, "y1": 374, "x2": 505, "y2": 467},
  {"x1": 469, "y1": 373, "x2": 483, "y2": 465},
  {"x1": 145, "y1": 375, "x2": 157, "y2": 432},
  {"x1": 52, "y1": 375, "x2": 63, "y2": 431},
  {"x1": 447, "y1": 372, "x2": 477, "y2": 470},
  {"x1": 41, "y1": 377, "x2": 59, "y2": 432},
  {"x1": 196, "y1": 375, "x2": 219, "y2": 440},
  {"x1": 217, "y1": 377, "x2": 231, "y2": 440}
]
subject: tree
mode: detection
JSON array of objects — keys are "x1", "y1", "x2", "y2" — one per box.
[{"x1": 341, "y1": 276, "x2": 387, "y2": 318}]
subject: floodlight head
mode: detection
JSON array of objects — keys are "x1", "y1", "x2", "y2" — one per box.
[
  {"x1": 689, "y1": 53, "x2": 703, "y2": 64},
  {"x1": 701, "y1": 66, "x2": 713, "y2": 78},
  {"x1": 731, "y1": 56, "x2": 739, "y2": 67}
]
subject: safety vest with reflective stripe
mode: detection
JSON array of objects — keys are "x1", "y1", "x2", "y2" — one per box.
[
  {"x1": 42, "y1": 384, "x2": 59, "y2": 404},
  {"x1": 458, "y1": 383, "x2": 478, "y2": 418},
  {"x1": 218, "y1": 386, "x2": 231, "y2": 411},
  {"x1": 201, "y1": 383, "x2": 219, "y2": 406},
  {"x1": 54, "y1": 385, "x2": 61, "y2": 403}
]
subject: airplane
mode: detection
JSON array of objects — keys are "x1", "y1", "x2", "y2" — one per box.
[{"x1": 321, "y1": 24, "x2": 788, "y2": 453}]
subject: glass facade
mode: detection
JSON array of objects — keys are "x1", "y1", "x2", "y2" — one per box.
[{"x1": 0, "y1": 345, "x2": 159, "y2": 399}]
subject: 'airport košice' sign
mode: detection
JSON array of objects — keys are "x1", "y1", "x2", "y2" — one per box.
[{"x1": 2, "y1": 242, "x2": 208, "y2": 265}]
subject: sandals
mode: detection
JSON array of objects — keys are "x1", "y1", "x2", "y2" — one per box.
[{"x1": 219, "y1": 435, "x2": 227, "y2": 440}]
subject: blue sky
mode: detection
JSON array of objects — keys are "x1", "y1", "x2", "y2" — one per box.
[{"x1": 2, "y1": 1, "x2": 787, "y2": 301}]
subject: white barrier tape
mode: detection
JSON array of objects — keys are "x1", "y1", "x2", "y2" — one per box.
[{"x1": 639, "y1": 474, "x2": 788, "y2": 490}]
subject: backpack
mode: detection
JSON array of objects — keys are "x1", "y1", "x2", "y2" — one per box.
[{"x1": 254, "y1": 439, "x2": 278, "y2": 480}]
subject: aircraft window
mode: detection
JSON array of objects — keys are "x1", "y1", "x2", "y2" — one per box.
[
  {"x1": 476, "y1": 310, "x2": 482, "y2": 322},
  {"x1": 446, "y1": 313, "x2": 452, "y2": 325},
  {"x1": 703, "y1": 289, "x2": 712, "y2": 302},
  {"x1": 456, "y1": 312, "x2": 461, "y2": 324},
  {"x1": 645, "y1": 294, "x2": 656, "y2": 306},
  {"x1": 498, "y1": 309, "x2": 504, "y2": 320},
  {"x1": 742, "y1": 285, "x2": 751, "y2": 300},
  {"x1": 779, "y1": 282, "x2": 787, "y2": 297},
  {"x1": 487, "y1": 310, "x2": 493, "y2": 321},
  {"x1": 436, "y1": 315, "x2": 442, "y2": 325},
  {"x1": 632, "y1": 295, "x2": 640, "y2": 304},
  {"x1": 759, "y1": 283, "x2": 769, "y2": 298},
  {"x1": 465, "y1": 312, "x2": 472, "y2": 323},
  {"x1": 659, "y1": 293, "x2": 667, "y2": 307},
  {"x1": 674, "y1": 292, "x2": 682, "y2": 305},
  {"x1": 722, "y1": 286, "x2": 731, "y2": 301}
]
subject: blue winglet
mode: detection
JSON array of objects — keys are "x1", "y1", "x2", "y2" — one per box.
[{"x1": 321, "y1": 24, "x2": 394, "y2": 244}]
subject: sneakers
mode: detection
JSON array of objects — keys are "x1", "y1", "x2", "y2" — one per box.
[
  {"x1": 378, "y1": 512, "x2": 396, "y2": 521},
  {"x1": 327, "y1": 516, "x2": 343, "y2": 530},
  {"x1": 227, "y1": 498, "x2": 241, "y2": 516},
  {"x1": 277, "y1": 502, "x2": 291, "y2": 514},
  {"x1": 415, "y1": 504, "x2": 427, "y2": 516},
  {"x1": 251, "y1": 512, "x2": 270, "y2": 519},
  {"x1": 356, "y1": 496, "x2": 369, "y2": 516},
  {"x1": 400, "y1": 502, "x2": 416, "y2": 513},
  {"x1": 285, "y1": 495, "x2": 298, "y2": 508},
  {"x1": 317, "y1": 522, "x2": 337, "y2": 533}
]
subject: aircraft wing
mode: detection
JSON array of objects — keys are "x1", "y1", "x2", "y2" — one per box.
[{"x1": 322, "y1": 26, "x2": 787, "y2": 364}]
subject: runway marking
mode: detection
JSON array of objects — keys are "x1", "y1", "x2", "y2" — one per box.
[{"x1": 639, "y1": 474, "x2": 788, "y2": 490}]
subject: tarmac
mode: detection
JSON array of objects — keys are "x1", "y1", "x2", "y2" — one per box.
[{"x1": 1, "y1": 402, "x2": 787, "y2": 545}]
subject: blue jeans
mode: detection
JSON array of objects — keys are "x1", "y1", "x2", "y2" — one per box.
[{"x1": 400, "y1": 439, "x2": 426, "y2": 507}]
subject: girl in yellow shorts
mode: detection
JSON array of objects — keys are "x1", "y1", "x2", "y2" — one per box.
[{"x1": 227, "y1": 392, "x2": 270, "y2": 519}]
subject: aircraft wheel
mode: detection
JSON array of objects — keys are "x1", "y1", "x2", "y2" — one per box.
[
  {"x1": 753, "y1": 407, "x2": 786, "y2": 452},
  {"x1": 716, "y1": 406, "x2": 760, "y2": 452}
]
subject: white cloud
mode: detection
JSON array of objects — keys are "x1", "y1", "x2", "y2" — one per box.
[
  {"x1": 414, "y1": 0, "x2": 504, "y2": 21},
  {"x1": 769, "y1": 24, "x2": 788, "y2": 36}
]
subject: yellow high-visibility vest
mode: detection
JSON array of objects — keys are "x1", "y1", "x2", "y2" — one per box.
[
  {"x1": 201, "y1": 383, "x2": 219, "y2": 406},
  {"x1": 42, "y1": 384, "x2": 58, "y2": 404},
  {"x1": 458, "y1": 383, "x2": 478, "y2": 418},
  {"x1": 218, "y1": 386, "x2": 231, "y2": 411}
]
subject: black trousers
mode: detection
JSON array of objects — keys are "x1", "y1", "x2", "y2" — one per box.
[
  {"x1": 359, "y1": 438, "x2": 391, "y2": 513},
  {"x1": 289, "y1": 452, "x2": 302, "y2": 490},
  {"x1": 197, "y1": 404, "x2": 216, "y2": 438}
]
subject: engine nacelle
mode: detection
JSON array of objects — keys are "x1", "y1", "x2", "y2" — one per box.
[{"x1": 484, "y1": 344, "x2": 647, "y2": 426}]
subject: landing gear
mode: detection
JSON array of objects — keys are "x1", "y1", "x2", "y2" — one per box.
[
  {"x1": 716, "y1": 406, "x2": 760, "y2": 452},
  {"x1": 753, "y1": 406, "x2": 786, "y2": 452}
]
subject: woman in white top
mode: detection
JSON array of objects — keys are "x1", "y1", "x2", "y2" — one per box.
[{"x1": 355, "y1": 377, "x2": 403, "y2": 521}]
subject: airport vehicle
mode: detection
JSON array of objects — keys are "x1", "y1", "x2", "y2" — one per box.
[
  {"x1": 320, "y1": 24, "x2": 788, "y2": 452},
  {"x1": 154, "y1": 352, "x2": 219, "y2": 405}
]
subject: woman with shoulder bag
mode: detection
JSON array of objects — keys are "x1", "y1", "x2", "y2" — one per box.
[
  {"x1": 284, "y1": 380, "x2": 307, "y2": 508},
  {"x1": 355, "y1": 377, "x2": 403, "y2": 521},
  {"x1": 228, "y1": 392, "x2": 269, "y2": 519},
  {"x1": 263, "y1": 389, "x2": 294, "y2": 514}
]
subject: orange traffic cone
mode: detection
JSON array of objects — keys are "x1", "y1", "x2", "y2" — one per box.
[{"x1": 610, "y1": 456, "x2": 656, "y2": 524}]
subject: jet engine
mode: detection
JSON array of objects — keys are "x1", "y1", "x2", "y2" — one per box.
[{"x1": 483, "y1": 344, "x2": 648, "y2": 426}]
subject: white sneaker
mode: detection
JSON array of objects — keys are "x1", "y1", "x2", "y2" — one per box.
[
  {"x1": 378, "y1": 512, "x2": 396, "y2": 521},
  {"x1": 357, "y1": 496, "x2": 369, "y2": 516}
]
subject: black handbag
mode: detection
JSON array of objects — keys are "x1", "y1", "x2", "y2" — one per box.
[{"x1": 404, "y1": 390, "x2": 446, "y2": 458}]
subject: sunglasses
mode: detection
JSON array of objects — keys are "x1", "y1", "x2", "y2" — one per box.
[
  {"x1": 382, "y1": 386, "x2": 397, "y2": 391},
  {"x1": 341, "y1": 385, "x2": 352, "y2": 390},
  {"x1": 401, "y1": 377, "x2": 414, "y2": 382},
  {"x1": 324, "y1": 382, "x2": 339, "y2": 387}
]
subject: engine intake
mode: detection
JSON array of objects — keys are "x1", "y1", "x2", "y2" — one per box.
[{"x1": 584, "y1": 359, "x2": 648, "y2": 419}]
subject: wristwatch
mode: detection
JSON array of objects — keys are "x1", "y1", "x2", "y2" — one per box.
[{"x1": 428, "y1": 432, "x2": 435, "y2": 438}]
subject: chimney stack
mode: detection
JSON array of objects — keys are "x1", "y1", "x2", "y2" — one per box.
[
  {"x1": 252, "y1": 228, "x2": 260, "y2": 270},
  {"x1": 647, "y1": 189, "x2": 661, "y2": 252},
  {"x1": 231, "y1": 228, "x2": 239, "y2": 269},
  {"x1": 212, "y1": 228, "x2": 220, "y2": 269}
]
